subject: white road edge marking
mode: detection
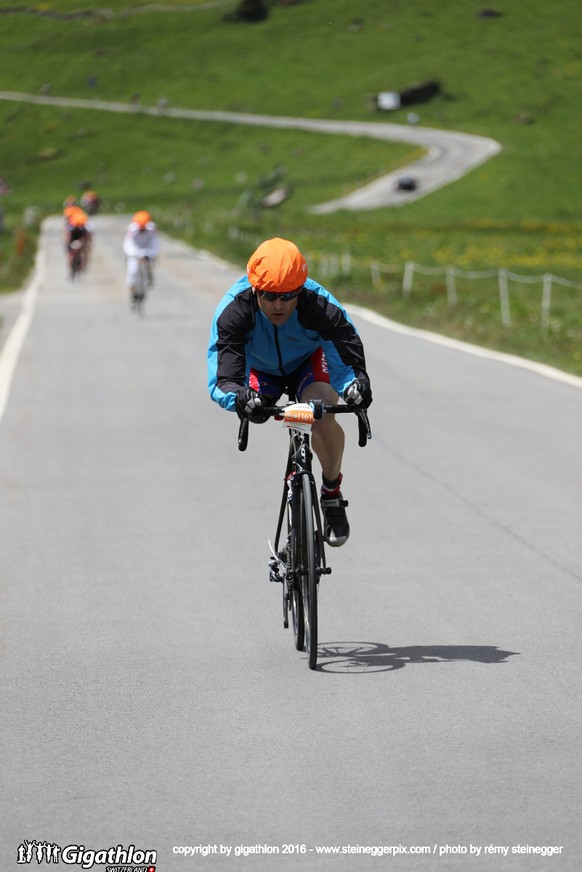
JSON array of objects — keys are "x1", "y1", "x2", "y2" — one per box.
[
  {"x1": 0, "y1": 250, "x2": 45, "y2": 423},
  {"x1": 347, "y1": 304, "x2": 582, "y2": 391}
]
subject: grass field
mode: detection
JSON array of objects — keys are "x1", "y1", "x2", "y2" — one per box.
[{"x1": 1, "y1": 0, "x2": 581, "y2": 373}]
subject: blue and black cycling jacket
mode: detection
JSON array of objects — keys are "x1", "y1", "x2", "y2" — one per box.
[{"x1": 208, "y1": 276, "x2": 369, "y2": 412}]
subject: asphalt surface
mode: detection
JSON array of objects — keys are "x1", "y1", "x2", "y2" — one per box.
[{"x1": 1, "y1": 216, "x2": 581, "y2": 871}]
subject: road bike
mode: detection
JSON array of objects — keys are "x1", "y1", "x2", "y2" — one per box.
[{"x1": 238, "y1": 399, "x2": 371, "y2": 670}]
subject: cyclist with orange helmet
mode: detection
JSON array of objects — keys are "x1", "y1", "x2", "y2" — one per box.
[
  {"x1": 64, "y1": 206, "x2": 92, "y2": 274},
  {"x1": 63, "y1": 198, "x2": 80, "y2": 246},
  {"x1": 123, "y1": 210, "x2": 160, "y2": 306},
  {"x1": 208, "y1": 237, "x2": 372, "y2": 547}
]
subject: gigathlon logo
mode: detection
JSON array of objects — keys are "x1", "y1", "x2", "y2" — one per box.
[{"x1": 16, "y1": 840, "x2": 157, "y2": 870}]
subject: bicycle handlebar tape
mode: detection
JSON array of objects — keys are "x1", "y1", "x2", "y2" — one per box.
[
  {"x1": 238, "y1": 417, "x2": 249, "y2": 452},
  {"x1": 357, "y1": 409, "x2": 372, "y2": 447},
  {"x1": 310, "y1": 399, "x2": 324, "y2": 420}
]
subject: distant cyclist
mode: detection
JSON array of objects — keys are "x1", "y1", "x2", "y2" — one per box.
[
  {"x1": 80, "y1": 190, "x2": 100, "y2": 215},
  {"x1": 123, "y1": 211, "x2": 160, "y2": 306},
  {"x1": 64, "y1": 207, "x2": 92, "y2": 274},
  {"x1": 62, "y1": 198, "x2": 78, "y2": 245},
  {"x1": 208, "y1": 237, "x2": 372, "y2": 547}
]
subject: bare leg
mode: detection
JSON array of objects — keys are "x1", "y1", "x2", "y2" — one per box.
[
  {"x1": 300, "y1": 381, "x2": 345, "y2": 481},
  {"x1": 301, "y1": 381, "x2": 350, "y2": 546}
]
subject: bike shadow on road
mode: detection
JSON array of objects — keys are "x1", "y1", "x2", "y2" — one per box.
[{"x1": 316, "y1": 642, "x2": 519, "y2": 674}]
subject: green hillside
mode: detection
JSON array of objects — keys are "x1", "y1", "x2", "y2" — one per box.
[{"x1": 1, "y1": 0, "x2": 581, "y2": 372}]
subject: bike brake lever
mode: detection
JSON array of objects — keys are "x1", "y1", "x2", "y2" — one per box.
[
  {"x1": 238, "y1": 417, "x2": 249, "y2": 451},
  {"x1": 357, "y1": 408, "x2": 372, "y2": 447}
]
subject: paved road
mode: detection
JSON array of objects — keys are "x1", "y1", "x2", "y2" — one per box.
[
  {"x1": 1, "y1": 216, "x2": 581, "y2": 871},
  {"x1": 0, "y1": 91, "x2": 501, "y2": 211}
]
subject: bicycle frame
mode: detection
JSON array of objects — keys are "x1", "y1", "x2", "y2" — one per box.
[
  {"x1": 270, "y1": 417, "x2": 329, "y2": 579},
  {"x1": 68, "y1": 240, "x2": 85, "y2": 280}
]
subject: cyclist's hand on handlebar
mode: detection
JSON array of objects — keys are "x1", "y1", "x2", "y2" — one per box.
[
  {"x1": 234, "y1": 388, "x2": 273, "y2": 424},
  {"x1": 344, "y1": 376, "x2": 372, "y2": 409},
  {"x1": 235, "y1": 387, "x2": 259, "y2": 418}
]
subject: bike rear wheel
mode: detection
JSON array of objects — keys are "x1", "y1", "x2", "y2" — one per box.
[
  {"x1": 298, "y1": 475, "x2": 318, "y2": 669},
  {"x1": 69, "y1": 244, "x2": 83, "y2": 280}
]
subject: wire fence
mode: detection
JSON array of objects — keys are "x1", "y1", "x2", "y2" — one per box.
[
  {"x1": 224, "y1": 227, "x2": 582, "y2": 334},
  {"x1": 317, "y1": 256, "x2": 582, "y2": 334}
]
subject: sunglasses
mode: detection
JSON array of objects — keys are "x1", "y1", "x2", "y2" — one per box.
[{"x1": 256, "y1": 288, "x2": 303, "y2": 303}]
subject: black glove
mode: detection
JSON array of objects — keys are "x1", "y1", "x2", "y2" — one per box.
[
  {"x1": 344, "y1": 376, "x2": 372, "y2": 409},
  {"x1": 234, "y1": 388, "x2": 272, "y2": 424}
]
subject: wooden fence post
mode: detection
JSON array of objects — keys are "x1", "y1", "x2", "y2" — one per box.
[
  {"x1": 446, "y1": 267, "x2": 457, "y2": 306},
  {"x1": 402, "y1": 261, "x2": 414, "y2": 297},
  {"x1": 498, "y1": 268, "x2": 512, "y2": 327},
  {"x1": 541, "y1": 274, "x2": 552, "y2": 333}
]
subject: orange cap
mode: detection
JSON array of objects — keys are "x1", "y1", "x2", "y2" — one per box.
[
  {"x1": 69, "y1": 207, "x2": 88, "y2": 227},
  {"x1": 247, "y1": 238, "x2": 307, "y2": 293},
  {"x1": 133, "y1": 210, "x2": 152, "y2": 228}
]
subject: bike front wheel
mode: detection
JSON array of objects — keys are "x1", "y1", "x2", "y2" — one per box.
[
  {"x1": 297, "y1": 475, "x2": 318, "y2": 669},
  {"x1": 134, "y1": 262, "x2": 148, "y2": 317},
  {"x1": 69, "y1": 245, "x2": 82, "y2": 280},
  {"x1": 289, "y1": 500, "x2": 305, "y2": 652}
]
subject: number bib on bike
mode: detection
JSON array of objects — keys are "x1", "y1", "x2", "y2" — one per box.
[{"x1": 282, "y1": 403, "x2": 314, "y2": 432}]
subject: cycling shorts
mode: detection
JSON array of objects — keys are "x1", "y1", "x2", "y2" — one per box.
[{"x1": 249, "y1": 348, "x2": 330, "y2": 401}]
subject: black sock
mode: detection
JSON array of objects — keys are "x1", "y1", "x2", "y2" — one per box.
[{"x1": 322, "y1": 473, "x2": 342, "y2": 495}]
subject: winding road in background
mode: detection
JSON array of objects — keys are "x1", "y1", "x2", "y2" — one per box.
[
  {"x1": 0, "y1": 90, "x2": 501, "y2": 211},
  {"x1": 0, "y1": 216, "x2": 581, "y2": 871}
]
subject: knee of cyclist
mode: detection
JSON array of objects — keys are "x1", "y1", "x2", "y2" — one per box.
[{"x1": 313, "y1": 415, "x2": 340, "y2": 438}]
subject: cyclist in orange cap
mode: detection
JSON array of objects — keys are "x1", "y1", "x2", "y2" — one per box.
[
  {"x1": 123, "y1": 211, "x2": 160, "y2": 306},
  {"x1": 64, "y1": 207, "x2": 92, "y2": 273},
  {"x1": 63, "y1": 198, "x2": 79, "y2": 246},
  {"x1": 208, "y1": 237, "x2": 372, "y2": 547}
]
